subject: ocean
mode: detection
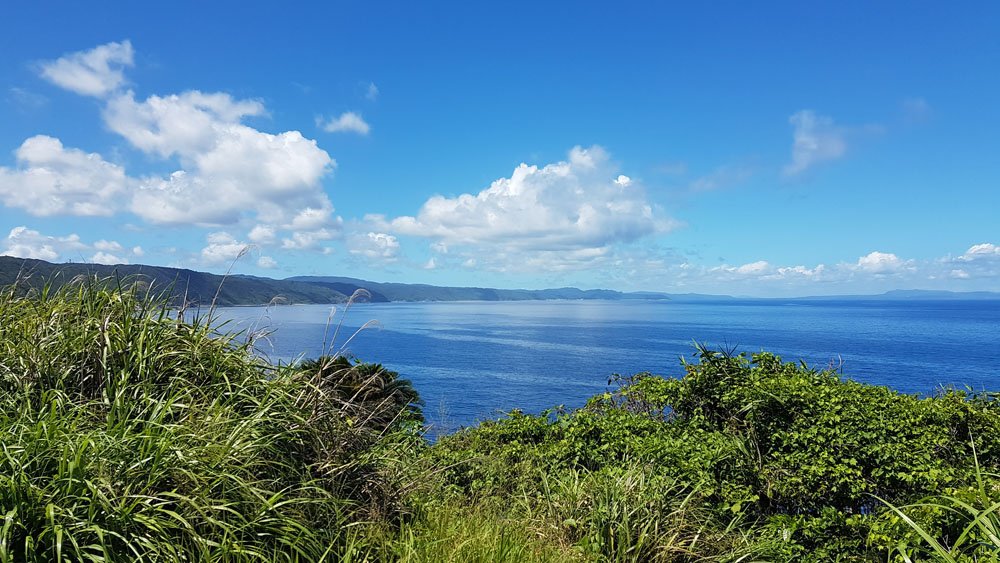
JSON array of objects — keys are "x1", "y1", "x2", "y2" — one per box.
[{"x1": 213, "y1": 299, "x2": 1000, "y2": 433}]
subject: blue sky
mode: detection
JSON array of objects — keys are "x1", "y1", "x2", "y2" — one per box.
[{"x1": 1, "y1": 1, "x2": 998, "y2": 296}]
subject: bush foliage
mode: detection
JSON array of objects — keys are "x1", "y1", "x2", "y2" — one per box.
[
  {"x1": 428, "y1": 348, "x2": 1000, "y2": 560},
  {"x1": 0, "y1": 280, "x2": 998, "y2": 561}
]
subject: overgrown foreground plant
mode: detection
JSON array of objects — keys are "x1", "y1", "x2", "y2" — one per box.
[
  {"x1": 878, "y1": 445, "x2": 1000, "y2": 562},
  {"x1": 4, "y1": 279, "x2": 1000, "y2": 562},
  {"x1": 0, "y1": 279, "x2": 421, "y2": 562},
  {"x1": 427, "y1": 347, "x2": 1000, "y2": 561}
]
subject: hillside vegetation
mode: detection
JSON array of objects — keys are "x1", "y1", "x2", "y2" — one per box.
[
  {"x1": 1, "y1": 279, "x2": 999, "y2": 561},
  {"x1": 0, "y1": 256, "x2": 358, "y2": 306}
]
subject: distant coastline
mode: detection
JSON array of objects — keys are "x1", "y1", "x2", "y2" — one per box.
[{"x1": 2, "y1": 256, "x2": 997, "y2": 307}]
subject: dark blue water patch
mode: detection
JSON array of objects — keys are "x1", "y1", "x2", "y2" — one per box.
[{"x1": 213, "y1": 299, "x2": 1000, "y2": 432}]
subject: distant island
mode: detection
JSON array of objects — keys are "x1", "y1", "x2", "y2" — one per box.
[{"x1": 1, "y1": 256, "x2": 997, "y2": 306}]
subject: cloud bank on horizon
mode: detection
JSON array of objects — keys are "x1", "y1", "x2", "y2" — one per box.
[{"x1": 0, "y1": 38, "x2": 997, "y2": 296}]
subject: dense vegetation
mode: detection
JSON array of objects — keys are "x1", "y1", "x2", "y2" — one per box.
[
  {"x1": 1, "y1": 280, "x2": 999, "y2": 561},
  {"x1": 288, "y1": 275, "x2": 639, "y2": 302},
  {"x1": 0, "y1": 256, "x2": 363, "y2": 306}
]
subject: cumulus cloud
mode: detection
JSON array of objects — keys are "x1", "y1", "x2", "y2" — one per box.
[
  {"x1": 280, "y1": 228, "x2": 337, "y2": 250},
  {"x1": 783, "y1": 110, "x2": 847, "y2": 176},
  {"x1": 248, "y1": 224, "x2": 277, "y2": 245},
  {"x1": 104, "y1": 91, "x2": 265, "y2": 157},
  {"x1": 853, "y1": 251, "x2": 912, "y2": 274},
  {"x1": 200, "y1": 232, "x2": 250, "y2": 265},
  {"x1": 318, "y1": 111, "x2": 370, "y2": 135},
  {"x1": 2, "y1": 41, "x2": 357, "y2": 270},
  {"x1": 257, "y1": 255, "x2": 277, "y2": 269},
  {"x1": 366, "y1": 83, "x2": 379, "y2": 101},
  {"x1": 287, "y1": 205, "x2": 336, "y2": 231},
  {"x1": 38, "y1": 40, "x2": 134, "y2": 97},
  {"x1": 93, "y1": 239, "x2": 123, "y2": 252},
  {"x1": 734, "y1": 260, "x2": 771, "y2": 275},
  {"x1": 0, "y1": 135, "x2": 129, "y2": 216},
  {"x1": 711, "y1": 260, "x2": 775, "y2": 278},
  {"x1": 372, "y1": 146, "x2": 670, "y2": 271},
  {"x1": 2, "y1": 227, "x2": 75, "y2": 260},
  {"x1": 0, "y1": 226, "x2": 132, "y2": 263},
  {"x1": 959, "y1": 243, "x2": 1000, "y2": 261},
  {"x1": 105, "y1": 90, "x2": 336, "y2": 226},
  {"x1": 646, "y1": 243, "x2": 1000, "y2": 295},
  {"x1": 590, "y1": 243, "x2": 998, "y2": 296},
  {"x1": 774, "y1": 264, "x2": 826, "y2": 278},
  {"x1": 347, "y1": 232, "x2": 400, "y2": 264},
  {"x1": 13, "y1": 41, "x2": 345, "y2": 246},
  {"x1": 90, "y1": 251, "x2": 126, "y2": 265}
]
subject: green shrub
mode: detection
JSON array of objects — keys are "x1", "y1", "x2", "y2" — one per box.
[
  {"x1": 0, "y1": 278, "x2": 421, "y2": 561},
  {"x1": 3, "y1": 279, "x2": 997, "y2": 561},
  {"x1": 427, "y1": 347, "x2": 1000, "y2": 560}
]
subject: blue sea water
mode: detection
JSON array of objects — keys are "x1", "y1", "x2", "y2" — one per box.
[{"x1": 213, "y1": 299, "x2": 1000, "y2": 433}]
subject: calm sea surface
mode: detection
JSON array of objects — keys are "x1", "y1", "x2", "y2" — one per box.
[{"x1": 213, "y1": 299, "x2": 1000, "y2": 432}]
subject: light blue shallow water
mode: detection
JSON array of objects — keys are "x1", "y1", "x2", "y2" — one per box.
[{"x1": 213, "y1": 299, "x2": 1000, "y2": 432}]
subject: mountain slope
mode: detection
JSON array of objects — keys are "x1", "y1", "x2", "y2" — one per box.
[
  {"x1": 286, "y1": 275, "x2": 637, "y2": 302},
  {"x1": 0, "y1": 257, "x2": 349, "y2": 306}
]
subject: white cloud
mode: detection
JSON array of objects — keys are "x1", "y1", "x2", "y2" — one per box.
[
  {"x1": 280, "y1": 228, "x2": 336, "y2": 250},
  {"x1": 104, "y1": 91, "x2": 265, "y2": 158},
  {"x1": 39, "y1": 40, "x2": 134, "y2": 98},
  {"x1": 597, "y1": 244, "x2": 997, "y2": 296},
  {"x1": 774, "y1": 264, "x2": 826, "y2": 278},
  {"x1": 318, "y1": 111, "x2": 370, "y2": 135},
  {"x1": 257, "y1": 255, "x2": 277, "y2": 269},
  {"x1": 959, "y1": 243, "x2": 1000, "y2": 261},
  {"x1": 104, "y1": 90, "x2": 336, "y2": 226},
  {"x1": 614, "y1": 175, "x2": 632, "y2": 187},
  {"x1": 373, "y1": 146, "x2": 671, "y2": 272},
  {"x1": 0, "y1": 226, "x2": 127, "y2": 263},
  {"x1": 93, "y1": 239, "x2": 123, "y2": 252},
  {"x1": 712, "y1": 260, "x2": 773, "y2": 277},
  {"x1": 422, "y1": 257, "x2": 437, "y2": 270},
  {"x1": 248, "y1": 224, "x2": 277, "y2": 245},
  {"x1": 0, "y1": 135, "x2": 129, "y2": 216},
  {"x1": 3, "y1": 41, "x2": 350, "y2": 268},
  {"x1": 854, "y1": 251, "x2": 911, "y2": 274},
  {"x1": 735, "y1": 260, "x2": 771, "y2": 275},
  {"x1": 287, "y1": 205, "x2": 335, "y2": 231},
  {"x1": 366, "y1": 82, "x2": 379, "y2": 101},
  {"x1": 90, "y1": 251, "x2": 126, "y2": 265},
  {"x1": 200, "y1": 232, "x2": 250, "y2": 265},
  {"x1": 347, "y1": 232, "x2": 399, "y2": 263},
  {"x1": 0, "y1": 226, "x2": 87, "y2": 262},
  {"x1": 132, "y1": 246, "x2": 144, "y2": 257},
  {"x1": 783, "y1": 110, "x2": 847, "y2": 176}
]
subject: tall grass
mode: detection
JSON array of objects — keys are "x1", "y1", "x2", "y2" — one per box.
[
  {"x1": 0, "y1": 277, "x2": 413, "y2": 561},
  {"x1": 880, "y1": 443, "x2": 1000, "y2": 562},
  {"x1": 8, "y1": 276, "x2": 996, "y2": 561}
]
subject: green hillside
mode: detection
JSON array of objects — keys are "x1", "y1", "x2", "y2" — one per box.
[{"x1": 0, "y1": 256, "x2": 349, "y2": 306}]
